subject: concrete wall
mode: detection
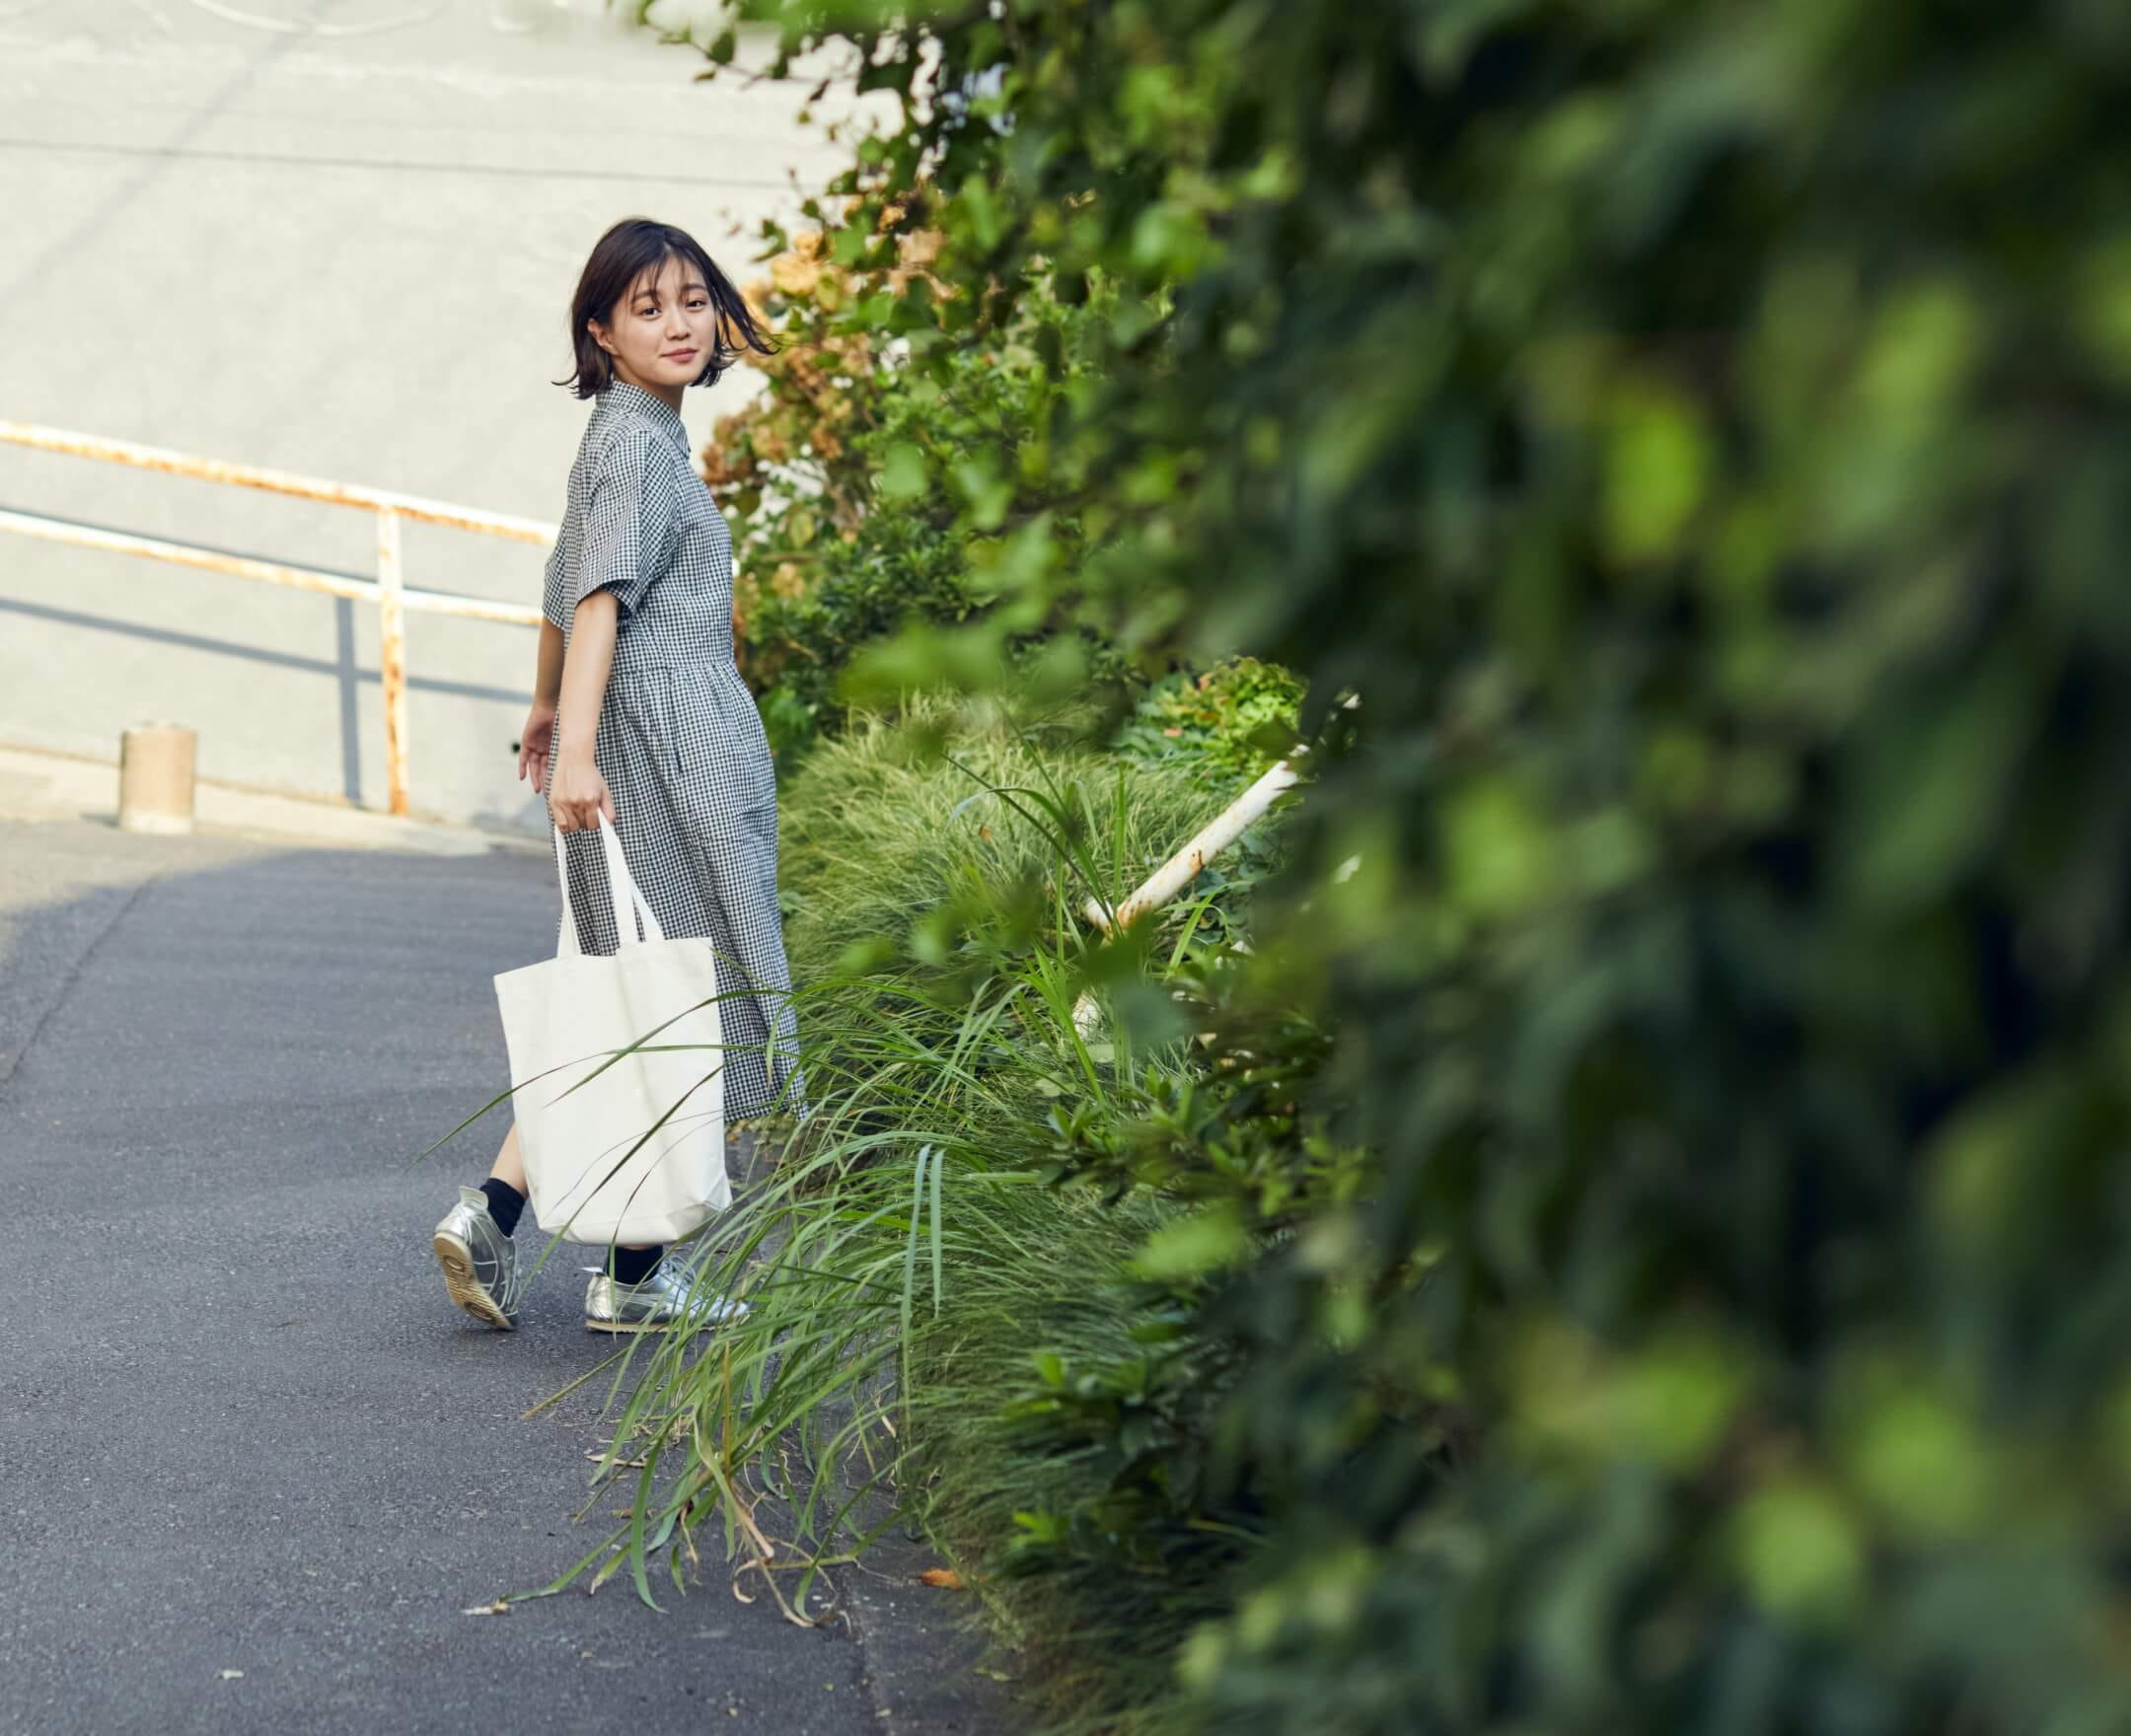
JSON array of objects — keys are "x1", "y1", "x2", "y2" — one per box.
[{"x1": 0, "y1": 0, "x2": 865, "y2": 832}]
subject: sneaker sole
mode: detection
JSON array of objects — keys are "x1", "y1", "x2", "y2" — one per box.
[
  {"x1": 434, "y1": 1231, "x2": 514, "y2": 1331},
  {"x1": 583, "y1": 1306, "x2": 751, "y2": 1336}
]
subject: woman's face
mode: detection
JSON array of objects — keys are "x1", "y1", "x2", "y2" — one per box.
[{"x1": 589, "y1": 253, "x2": 716, "y2": 397}]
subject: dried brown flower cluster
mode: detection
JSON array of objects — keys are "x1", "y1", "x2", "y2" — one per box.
[{"x1": 695, "y1": 204, "x2": 947, "y2": 548}]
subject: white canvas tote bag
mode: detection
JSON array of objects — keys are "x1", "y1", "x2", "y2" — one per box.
[{"x1": 494, "y1": 814, "x2": 730, "y2": 1246}]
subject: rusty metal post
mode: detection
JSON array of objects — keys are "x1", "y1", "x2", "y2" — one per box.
[{"x1": 376, "y1": 506, "x2": 411, "y2": 817}]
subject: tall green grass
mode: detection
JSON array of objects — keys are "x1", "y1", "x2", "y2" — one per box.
[
  {"x1": 778, "y1": 697, "x2": 1253, "y2": 978},
  {"x1": 497, "y1": 699, "x2": 1284, "y2": 1728}
]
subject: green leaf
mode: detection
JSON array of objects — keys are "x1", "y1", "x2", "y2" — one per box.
[
  {"x1": 879, "y1": 442, "x2": 927, "y2": 499},
  {"x1": 1602, "y1": 381, "x2": 1712, "y2": 564},
  {"x1": 1129, "y1": 1206, "x2": 1247, "y2": 1281},
  {"x1": 1841, "y1": 644, "x2": 2035, "y2": 912},
  {"x1": 1440, "y1": 777, "x2": 1557, "y2": 918},
  {"x1": 1732, "y1": 1482, "x2": 1865, "y2": 1621}
]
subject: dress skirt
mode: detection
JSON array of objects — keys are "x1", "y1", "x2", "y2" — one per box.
[{"x1": 542, "y1": 377, "x2": 802, "y2": 1120}]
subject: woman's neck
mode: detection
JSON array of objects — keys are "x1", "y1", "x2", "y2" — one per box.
[{"x1": 610, "y1": 367, "x2": 684, "y2": 413}]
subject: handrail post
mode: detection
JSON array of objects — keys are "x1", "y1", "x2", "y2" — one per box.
[{"x1": 376, "y1": 506, "x2": 411, "y2": 817}]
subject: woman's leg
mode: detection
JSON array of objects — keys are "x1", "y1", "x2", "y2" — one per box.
[
  {"x1": 489, "y1": 1122, "x2": 528, "y2": 1194},
  {"x1": 492, "y1": 1123, "x2": 657, "y2": 1258},
  {"x1": 433, "y1": 1126, "x2": 528, "y2": 1329}
]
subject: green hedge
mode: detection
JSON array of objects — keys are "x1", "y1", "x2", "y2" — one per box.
[{"x1": 649, "y1": 3, "x2": 2131, "y2": 1731}]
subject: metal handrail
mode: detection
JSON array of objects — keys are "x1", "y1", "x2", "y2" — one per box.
[{"x1": 0, "y1": 419, "x2": 554, "y2": 818}]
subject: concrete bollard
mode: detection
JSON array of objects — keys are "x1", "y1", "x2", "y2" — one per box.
[{"x1": 117, "y1": 724, "x2": 197, "y2": 835}]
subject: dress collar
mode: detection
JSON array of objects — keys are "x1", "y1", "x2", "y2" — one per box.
[{"x1": 595, "y1": 378, "x2": 690, "y2": 453}]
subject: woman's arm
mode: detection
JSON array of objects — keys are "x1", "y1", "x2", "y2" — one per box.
[
  {"x1": 532, "y1": 617, "x2": 564, "y2": 707},
  {"x1": 515, "y1": 619, "x2": 566, "y2": 795},
  {"x1": 541, "y1": 428, "x2": 667, "y2": 829},
  {"x1": 546, "y1": 591, "x2": 620, "y2": 831}
]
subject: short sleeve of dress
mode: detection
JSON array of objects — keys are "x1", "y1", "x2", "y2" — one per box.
[{"x1": 574, "y1": 425, "x2": 679, "y2": 618}]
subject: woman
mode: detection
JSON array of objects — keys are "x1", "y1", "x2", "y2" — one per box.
[{"x1": 431, "y1": 217, "x2": 798, "y2": 1335}]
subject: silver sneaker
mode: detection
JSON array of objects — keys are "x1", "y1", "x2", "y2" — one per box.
[
  {"x1": 432, "y1": 1186, "x2": 523, "y2": 1330},
  {"x1": 582, "y1": 1256, "x2": 750, "y2": 1335}
]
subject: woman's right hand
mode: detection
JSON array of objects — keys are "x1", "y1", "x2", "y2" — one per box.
[
  {"x1": 518, "y1": 699, "x2": 556, "y2": 794},
  {"x1": 547, "y1": 751, "x2": 616, "y2": 833}
]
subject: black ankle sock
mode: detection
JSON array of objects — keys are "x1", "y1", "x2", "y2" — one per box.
[
  {"x1": 606, "y1": 1244, "x2": 664, "y2": 1286},
  {"x1": 478, "y1": 1178, "x2": 526, "y2": 1238}
]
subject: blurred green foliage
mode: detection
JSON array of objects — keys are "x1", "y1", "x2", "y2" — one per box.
[{"x1": 644, "y1": 1, "x2": 2131, "y2": 1730}]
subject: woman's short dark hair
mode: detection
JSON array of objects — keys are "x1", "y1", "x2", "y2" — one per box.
[{"x1": 559, "y1": 217, "x2": 773, "y2": 399}]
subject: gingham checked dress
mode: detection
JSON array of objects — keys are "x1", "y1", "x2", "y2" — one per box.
[{"x1": 543, "y1": 377, "x2": 801, "y2": 1119}]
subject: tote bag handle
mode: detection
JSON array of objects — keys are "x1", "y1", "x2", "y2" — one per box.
[{"x1": 553, "y1": 813, "x2": 666, "y2": 957}]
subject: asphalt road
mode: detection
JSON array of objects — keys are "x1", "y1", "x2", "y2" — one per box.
[{"x1": 0, "y1": 815, "x2": 1001, "y2": 1734}]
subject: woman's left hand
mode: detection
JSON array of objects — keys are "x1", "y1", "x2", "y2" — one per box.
[{"x1": 548, "y1": 751, "x2": 615, "y2": 833}]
